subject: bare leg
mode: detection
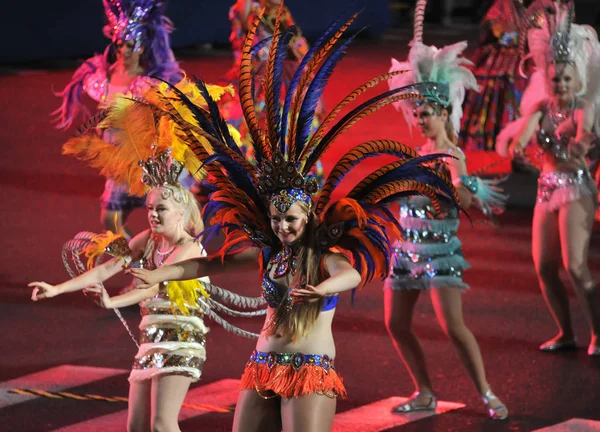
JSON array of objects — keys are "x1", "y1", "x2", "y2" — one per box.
[
  {"x1": 127, "y1": 380, "x2": 152, "y2": 432},
  {"x1": 430, "y1": 288, "x2": 507, "y2": 418},
  {"x1": 101, "y1": 208, "x2": 134, "y2": 241},
  {"x1": 430, "y1": 288, "x2": 489, "y2": 394},
  {"x1": 384, "y1": 289, "x2": 435, "y2": 407},
  {"x1": 532, "y1": 205, "x2": 574, "y2": 344},
  {"x1": 559, "y1": 196, "x2": 600, "y2": 350},
  {"x1": 232, "y1": 389, "x2": 282, "y2": 432},
  {"x1": 280, "y1": 393, "x2": 336, "y2": 432},
  {"x1": 150, "y1": 374, "x2": 192, "y2": 432}
]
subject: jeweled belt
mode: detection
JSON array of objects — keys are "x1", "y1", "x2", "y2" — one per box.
[{"x1": 249, "y1": 350, "x2": 335, "y2": 372}]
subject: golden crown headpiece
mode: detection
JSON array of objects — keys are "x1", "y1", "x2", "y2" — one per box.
[{"x1": 140, "y1": 147, "x2": 184, "y2": 189}]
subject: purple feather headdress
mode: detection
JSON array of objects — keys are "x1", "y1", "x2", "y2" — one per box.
[{"x1": 53, "y1": 0, "x2": 181, "y2": 129}]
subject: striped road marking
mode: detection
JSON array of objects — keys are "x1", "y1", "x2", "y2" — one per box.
[
  {"x1": 52, "y1": 379, "x2": 240, "y2": 431},
  {"x1": 0, "y1": 365, "x2": 128, "y2": 409},
  {"x1": 533, "y1": 419, "x2": 600, "y2": 431},
  {"x1": 332, "y1": 397, "x2": 466, "y2": 432}
]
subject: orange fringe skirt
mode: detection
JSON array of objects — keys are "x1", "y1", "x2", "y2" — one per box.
[{"x1": 240, "y1": 350, "x2": 347, "y2": 399}]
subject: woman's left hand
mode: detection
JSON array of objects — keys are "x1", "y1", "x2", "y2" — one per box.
[{"x1": 290, "y1": 284, "x2": 327, "y2": 304}]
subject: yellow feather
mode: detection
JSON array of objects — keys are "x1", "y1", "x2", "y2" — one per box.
[
  {"x1": 83, "y1": 231, "x2": 130, "y2": 270},
  {"x1": 166, "y1": 279, "x2": 210, "y2": 315}
]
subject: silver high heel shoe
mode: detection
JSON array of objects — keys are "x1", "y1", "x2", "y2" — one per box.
[
  {"x1": 391, "y1": 391, "x2": 437, "y2": 413},
  {"x1": 481, "y1": 389, "x2": 509, "y2": 420}
]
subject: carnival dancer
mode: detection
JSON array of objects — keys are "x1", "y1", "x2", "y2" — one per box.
[
  {"x1": 53, "y1": 0, "x2": 183, "y2": 241},
  {"x1": 459, "y1": 0, "x2": 532, "y2": 152},
  {"x1": 385, "y1": 0, "x2": 509, "y2": 420},
  {"x1": 30, "y1": 82, "x2": 267, "y2": 431},
  {"x1": 499, "y1": 1, "x2": 600, "y2": 356},
  {"x1": 123, "y1": 6, "x2": 459, "y2": 431},
  {"x1": 222, "y1": 0, "x2": 325, "y2": 184}
]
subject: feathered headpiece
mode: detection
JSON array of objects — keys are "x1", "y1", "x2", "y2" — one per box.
[
  {"x1": 387, "y1": 0, "x2": 479, "y2": 134},
  {"x1": 61, "y1": 78, "x2": 239, "y2": 196},
  {"x1": 52, "y1": 0, "x2": 181, "y2": 130},
  {"x1": 522, "y1": 1, "x2": 600, "y2": 98},
  {"x1": 107, "y1": 5, "x2": 459, "y2": 286},
  {"x1": 103, "y1": 0, "x2": 170, "y2": 52}
]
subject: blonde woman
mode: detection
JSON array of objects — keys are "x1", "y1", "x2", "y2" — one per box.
[{"x1": 30, "y1": 184, "x2": 210, "y2": 432}]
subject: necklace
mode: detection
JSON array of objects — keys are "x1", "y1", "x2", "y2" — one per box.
[
  {"x1": 156, "y1": 245, "x2": 175, "y2": 255},
  {"x1": 154, "y1": 237, "x2": 185, "y2": 268},
  {"x1": 547, "y1": 99, "x2": 575, "y2": 131}
]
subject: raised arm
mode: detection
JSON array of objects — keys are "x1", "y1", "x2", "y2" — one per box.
[
  {"x1": 571, "y1": 101, "x2": 597, "y2": 158},
  {"x1": 235, "y1": 0, "x2": 253, "y2": 31},
  {"x1": 128, "y1": 247, "x2": 261, "y2": 288}
]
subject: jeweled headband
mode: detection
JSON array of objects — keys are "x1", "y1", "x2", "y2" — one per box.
[
  {"x1": 410, "y1": 82, "x2": 450, "y2": 108},
  {"x1": 257, "y1": 150, "x2": 318, "y2": 214},
  {"x1": 270, "y1": 188, "x2": 312, "y2": 213}
]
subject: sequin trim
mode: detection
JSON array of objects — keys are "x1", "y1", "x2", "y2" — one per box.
[
  {"x1": 249, "y1": 350, "x2": 335, "y2": 372},
  {"x1": 132, "y1": 353, "x2": 205, "y2": 371},
  {"x1": 139, "y1": 326, "x2": 207, "y2": 345},
  {"x1": 537, "y1": 169, "x2": 594, "y2": 203}
]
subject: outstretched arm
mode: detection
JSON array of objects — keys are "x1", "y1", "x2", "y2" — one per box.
[
  {"x1": 30, "y1": 257, "x2": 126, "y2": 301},
  {"x1": 128, "y1": 247, "x2": 261, "y2": 288},
  {"x1": 84, "y1": 283, "x2": 160, "y2": 309}
]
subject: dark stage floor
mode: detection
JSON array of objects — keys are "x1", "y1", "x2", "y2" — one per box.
[{"x1": 1, "y1": 29, "x2": 600, "y2": 432}]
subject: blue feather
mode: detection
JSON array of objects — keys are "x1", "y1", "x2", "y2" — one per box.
[
  {"x1": 294, "y1": 30, "x2": 362, "y2": 159},
  {"x1": 279, "y1": 9, "x2": 355, "y2": 149}
]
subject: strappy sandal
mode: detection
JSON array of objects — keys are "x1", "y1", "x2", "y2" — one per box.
[
  {"x1": 481, "y1": 388, "x2": 509, "y2": 420},
  {"x1": 391, "y1": 391, "x2": 437, "y2": 413}
]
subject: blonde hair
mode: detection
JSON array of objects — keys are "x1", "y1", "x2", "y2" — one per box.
[
  {"x1": 149, "y1": 185, "x2": 204, "y2": 237},
  {"x1": 270, "y1": 201, "x2": 325, "y2": 340}
]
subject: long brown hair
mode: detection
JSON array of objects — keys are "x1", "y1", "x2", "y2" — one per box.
[{"x1": 269, "y1": 202, "x2": 325, "y2": 340}]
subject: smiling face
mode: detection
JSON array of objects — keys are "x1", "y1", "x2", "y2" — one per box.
[
  {"x1": 413, "y1": 103, "x2": 447, "y2": 139},
  {"x1": 547, "y1": 63, "x2": 580, "y2": 104},
  {"x1": 146, "y1": 188, "x2": 185, "y2": 237},
  {"x1": 269, "y1": 202, "x2": 308, "y2": 245}
]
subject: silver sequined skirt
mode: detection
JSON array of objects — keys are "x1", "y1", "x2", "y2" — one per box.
[
  {"x1": 536, "y1": 168, "x2": 598, "y2": 212},
  {"x1": 385, "y1": 197, "x2": 470, "y2": 291},
  {"x1": 129, "y1": 293, "x2": 209, "y2": 382}
]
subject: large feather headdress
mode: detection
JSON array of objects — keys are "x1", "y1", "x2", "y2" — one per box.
[
  {"x1": 387, "y1": 0, "x2": 479, "y2": 134},
  {"x1": 90, "y1": 4, "x2": 459, "y2": 286},
  {"x1": 61, "y1": 78, "x2": 238, "y2": 196},
  {"x1": 523, "y1": 1, "x2": 600, "y2": 98},
  {"x1": 52, "y1": 0, "x2": 181, "y2": 130}
]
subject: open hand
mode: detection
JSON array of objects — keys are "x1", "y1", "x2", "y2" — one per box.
[
  {"x1": 83, "y1": 283, "x2": 112, "y2": 308},
  {"x1": 125, "y1": 268, "x2": 161, "y2": 289},
  {"x1": 290, "y1": 284, "x2": 328, "y2": 304},
  {"x1": 29, "y1": 282, "x2": 60, "y2": 301}
]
